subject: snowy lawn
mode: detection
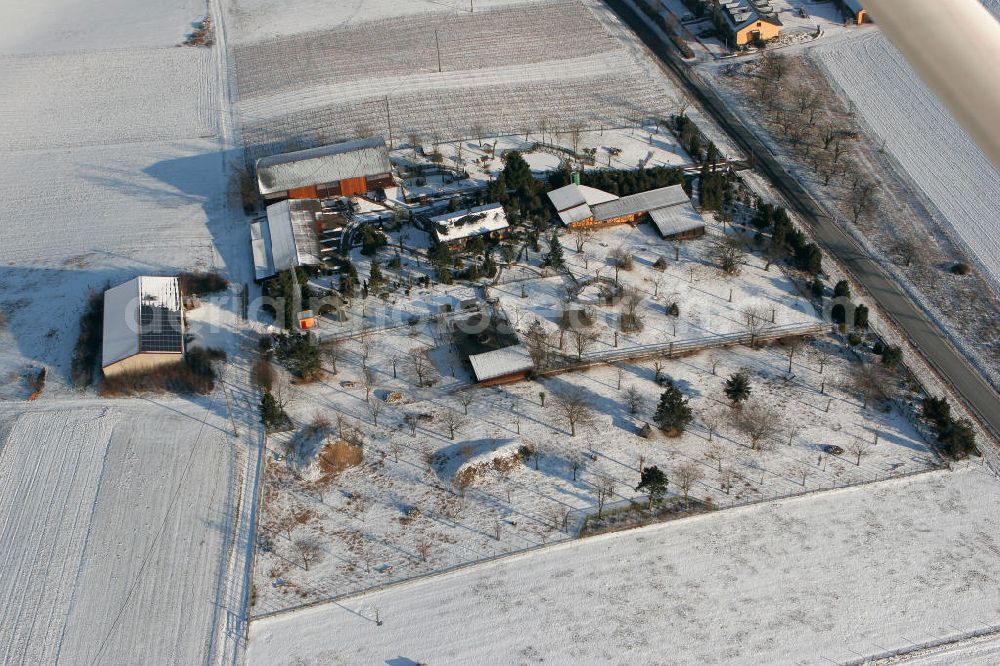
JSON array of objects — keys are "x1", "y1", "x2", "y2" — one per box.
[
  {"x1": 248, "y1": 465, "x2": 1000, "y2": 665},
  {"x1": 0, "y1": 400, "x2": 243, "y2": 665},
  {"x1": 252, "y1": 292, "x2": 934, "y2": 614}
]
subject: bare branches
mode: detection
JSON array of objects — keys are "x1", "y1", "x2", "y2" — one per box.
[
  {"x1": 552, "y1": 385, "x2": 594, "y2": 437},
  {"x1": 439, "y1": 409, "x2": 467, "y2": 440}
]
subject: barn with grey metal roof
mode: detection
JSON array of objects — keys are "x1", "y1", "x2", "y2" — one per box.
[{"x1": 255, "y1": 137, "x2": 393, "y2": 199}]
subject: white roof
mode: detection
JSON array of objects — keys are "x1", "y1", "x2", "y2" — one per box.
[
  {"x1": 546, "y1": 184, "x2": 618, "y2": 212},
  {"x1": 253, "y1": 200, "x2": 323, "y2": 280},
  {"x1": 648, "y1": 201, "x2": 706, "y2": 238},
  {"x1": 255, "y1": 137, "x2": 391, "y2": 196},
  {"x1": 558, "y1": 203, "x2": 595, "y2": 226},
  {"x1": 468, "y1": 345, "x2": 533, "y2": 382},
  {"x1": 102, "y1": 276, "x2": 183, "y2": 368},
  {"x1": 431, "y1": 203, "x2": 509, "y2": 243}
]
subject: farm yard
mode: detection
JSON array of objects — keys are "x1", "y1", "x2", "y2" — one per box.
[
  {"x1": 247, "y1": 465, "x2": 1000, "y2": 665},
  {"x1": 249, "y1": 208, "x2": 939, "y2": 614}
]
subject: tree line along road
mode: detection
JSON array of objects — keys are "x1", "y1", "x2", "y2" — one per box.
[{"x1": 602, "y1": 0, "x2": 1000, "y2": 444}]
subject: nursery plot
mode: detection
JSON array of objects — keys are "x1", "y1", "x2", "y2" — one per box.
[
  {"x1": 251, "y1": 307, "x2": 934, "y2": 614},
  {"x1": 248, "y1": 466, "x2": 1000, "y2": 665},
  {"x1": 232, "y1": 1, "x2": 617, "y2": 101},
  {"x1": 815, "y1": 32, "x2": 1000, "y2": 293}
]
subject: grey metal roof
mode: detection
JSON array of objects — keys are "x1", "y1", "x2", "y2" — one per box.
[
  {"x1": 558, "y1": 203, "x2": 594, "y2": 226},
  {"x1": 591, "y1": 184, "x2": 690, "y2": 222},
  {"x1": 648, "y1": 201, "x2": 706, "y2": 238},
  {"x1": 547, "y1": 184, "x2": 618, "y2": 212},
  {"x1": 253, "y1": 200, "x2": 323, "y2": 279},
  {"x1": 255, "y1": 137, "x2": 392, "y2": 195},
  {"x1": 469, "y1": 345, "x2": 533, "y2": 382}
]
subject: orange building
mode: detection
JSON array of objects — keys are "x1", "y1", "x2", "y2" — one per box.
[{"x1": 255, "y1": 137, "x2": 394, "y2": 203}]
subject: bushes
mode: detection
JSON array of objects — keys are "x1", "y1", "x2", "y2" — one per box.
[
  {"x1": 921, "y1": 395, "x2": 976, "y2": 459},
  {"x1": 178, "y1": 271, "x2": 228, "y2": 297},
  {"x1": 274, "y1": 332, "x2": 322, "y2": 381},
  {"x1": 71, "y1": 289, "x2": 106, "y2": 387},
  {"x1": 100, "y1": 348, "x2": 224, "y2": 396},
  {"x1": 260, "y1": 391, "x2": 292, "y2": 432},
  {"x1": 548, "y1": 165, "x2": 683, "y2": 198}
]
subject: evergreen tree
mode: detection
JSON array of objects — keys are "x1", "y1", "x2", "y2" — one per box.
[
  {"x1": 938, "y1": 418, "x2": 977, "y2": 458},
  {"x1": 724, "y1": 371, "x2": 751, "y2": 405},
  {"x1": 881, "y1": 345, "x2": 903, "y2": 368},
  {"x1": 810, "y1": 277, "x2": 825, "y2": 298},
  {"x1": 369, "y1": 260, "x2": 384, "y2": 289},
  {"x1": 795, "y1": 243, "x2": 823, "y2": 275},
  {"x1": 834, "y1": 280, "x2": 851, "y2": 298},
  {"x1": 636, "y1": 465, "x2": 669, "y2": 505},
  {"x1": 921, "y1": 396, "x2": 951, "y2": 429},
  {"x1": 260, "y1": 391, "x2": 290, "y2": 432},
  {"x1": 545, "y1": 230, "x2": 565, "y2": 269},
  {"x1": 854, "y1": 303, "x2": 869, "y2": 329},
  {"x1": 654, "y1": 380, "x2": 693, "y2": 434}
]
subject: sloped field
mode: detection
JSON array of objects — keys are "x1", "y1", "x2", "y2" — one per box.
[{"x1": 815, "y1": 32, "x2": 1000, "y2": 293}]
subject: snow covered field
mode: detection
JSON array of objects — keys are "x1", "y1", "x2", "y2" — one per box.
[
  {"x1": 0, "y1": 400, "x2": 243, "y2": 665},
  {"x1": 815, "y1": 32, "x2": 1000, "y2": 294},
  {"x1": 229, "y1": 0, "x2": 685, "y2": 163},
  {"x1": 248, "y1": 466, "x2": 1000, "y2": 665}
]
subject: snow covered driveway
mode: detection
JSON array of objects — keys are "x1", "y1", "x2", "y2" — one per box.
[
  {"x1": 248, "y1": 467, "x2": 1000, "y2": 665},
  {"x1": 0, "y1": 401, "x2": 241, "y2": 665}
]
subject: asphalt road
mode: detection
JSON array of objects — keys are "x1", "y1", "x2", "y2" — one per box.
[{"x1": 604, "y1": 0, "x2": 1000, "y2": 443}]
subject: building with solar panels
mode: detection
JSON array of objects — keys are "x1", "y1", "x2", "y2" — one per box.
[{"x1": 102, "y1": 276, "x2": 185, "y2": 377}]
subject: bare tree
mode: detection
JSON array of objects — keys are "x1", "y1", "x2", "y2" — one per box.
[
  {"x1": 553, "y1": 386, "x2": 594, "y2": 436},
  {"x1": 411, "y1": 350, "x2": 433, "y2": 386},
  {"x1": 403, "y1": 414, "x2": 417, "y2": 437},
  {"x1": 321, "y1": 338, "x2": 342, "y2": 374},
  {"x1": 458, "y1": 392, "x2": 474, "y2": 415},
  {"x1": 705, "y1": 442, "x2": 725, "y2": 471},
  {"x1": 850, "y1": 176, "x2": 877, "y2": 224},
  {"x1": 848, "y1": 362, "x2": 893, "y2": 409},
  {"x1": 719, "y1": 467, "x2": 737, "y2": 495},
  {"x1": 368, "y1": 398, "x2": 383, "y2": 426},
  {"x1": 810, "y1": 345, "x2": 834, "y2": 374},
  {"x1": 615, "y1": 364, "x2": 625, "y2": 390},
  {"x1": 701, "y1": 407, "x2": 726, "y2": 442},
  {"x1": 709, "y1": 235, "x2": 746, "y2": 274},
  {"x1": 358, "y1": 328, "x2": 375, "y2": 367},
  {"x1": 570, "y1": 456, "x2": 584, "y2": 481},
  {"x1": 624, "y1": 385, "x2": 644, "y2": 415},
  {"x1": 524, "y1": 319, "x2": 553, "y2": 370},
  {"x1": 362, "y1": 367, "x2": 375, "y2": 403},
  {"x1": 596, "y1": 475, "x2": 616, "y2": 517},
  {"x1": 652, "y1": 358, "x2": 666, "y2": 382},
  {"x1": 730, "y1": 399, "x2": 783, "y2": 450},
  {"x1": 293, "y1": 533, "x2": 322, "y2": 571},
  {"x1": 415, "y1": 539, "x2": 431, "y2": 562},
  {"x1": 709, "y1": 355, "x2": 721, "y2": 376},
  {"x1": 390, "y1": 441, "x2": 402, "y2": 463},
  {"x1": 741, "y1": 304, "x2": 773, "y2": 347},
  {"x1": 571, "y1": 227, "x2": 593, "y2": 253},
  {"x1": 440, "y1": 410, "x2": 467, "y2": 440},
  {"x1": 783, "y1": 337, "x2": 806, "y2": 373},
  {"x1": 675, "y1": 462, "x2": 703, "y2": 503},
  {"x1": 847, "y1": 437, "x2": 871, "y2": 466},
  {"x1": 619, "y1": 286, "x2": 644, "y2": 332},
  {"x1": 569, "y1": 328, "x2": 599, "y2": 361},
  {"x1": 795, "y1": 465, "x2": 811, "y2": 487}
]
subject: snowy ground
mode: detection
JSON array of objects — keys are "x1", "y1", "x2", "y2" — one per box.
[
  {"x1": 251, "y1": 214, "x2": 935, "y2": 614},
  {"x1": 814, "y1": 31, "x2": 1000, "y2": 295},
  {"x1": 247, "y1": 465, "x2": 1000, "y2": 665},
  {"x1": 228, "y1": 0, "x2": 692, "y2": 164},
  {"x1": 0, "y1": 400, "x2": 243, "y2": 665}
]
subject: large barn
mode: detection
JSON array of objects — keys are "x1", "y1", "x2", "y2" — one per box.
[
  {"x1": 255, "y1": 137, "x2": 394, "y2": 202},
  {"x1": 251, "y1": 199, "x2": 324, "y2": 281},
  {"x1": 102, "y1": 276, "x2": 184, "y2": 377},
  {"x1": 547, "y1": 183, "x2": 706, "y2": 240}
]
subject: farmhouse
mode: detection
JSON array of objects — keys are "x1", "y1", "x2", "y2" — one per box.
[
  {"x1": 255, "y1": 137, "x2": 394, "y2": 202},
  {"x1": 548, "y1": 183, "x2": 706, "y2": 239},
  {"x1": 430, "y1": 203, "x2": 510, "y2": 249},
  {"x1": 102, "y1": 276, "x2": 184, "y2": 377},
  {"x1": 718, "y1": 0, "x2": 782, "y2": 46},
  {"x1": 251, "y1": 199, "x2": 324, "y2": 281}
]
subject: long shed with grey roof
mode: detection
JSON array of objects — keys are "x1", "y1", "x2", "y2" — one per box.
[
  {"x1": 255, "y1": 137, "x2": 394, "y2": 201},
  {"x1": 251, "y1": 199, "x2": 324, "y2": 281},
  {"x1": 102, "y1": 276, "x2": 185, "y2": 377}
]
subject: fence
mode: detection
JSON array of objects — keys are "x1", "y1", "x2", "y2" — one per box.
[{"x1": 540, "y1": 320, "x2": 827, "y2": 373}]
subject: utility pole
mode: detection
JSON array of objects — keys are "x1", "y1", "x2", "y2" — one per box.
[
  {"x1": 434, "y1": 30, "x2": 442, "y2": 73},
  {"x1": 384, "y1": 96, "x2": 392, "y2": 149}
]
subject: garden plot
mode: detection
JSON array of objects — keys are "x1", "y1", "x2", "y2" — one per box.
[
  {"x1": 0, "y1": 400, "x2": 242, "y2": 665},
  {"x1": 815, "y1": 32, "x2": 1000, "y2": 294},
  {"x1": 492, "y1": 222, "x2": 819, "y2": 357},
  {"x1": 247, "y1": 466, "x2": 1000, "y2": 666},
  {"x1": 252, "y1": 299, "x2": 933, "y2": 614}
]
